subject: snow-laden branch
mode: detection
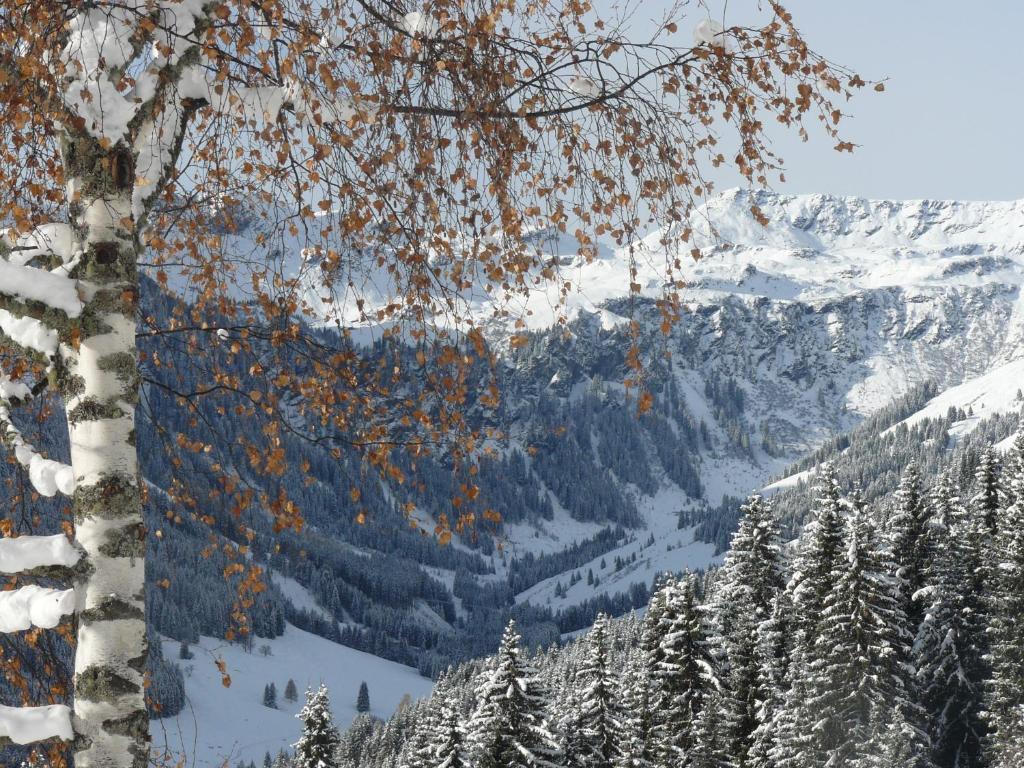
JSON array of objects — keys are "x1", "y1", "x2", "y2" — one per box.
[
  {"x1": 0, "y1": 401, "x2": 76, "y2": 497},
  {"x1": 133, "y1": 97, "x2": 191, "y2": 221},
  {"x1": 0, "y1": 535, "x2": 81, "y2": 574},
  {"x1": 0, "y1": 375, "x2": 31, "y2": 404},
  {"x1": 0, "y1": 704, "x2": 73, "y2": 744},
  {"x1": 0, "y1": 246, "x2": 76, "y2": 500},
  {"x1": 0, "y1": 260, "x2": 82, "y2": 319},
  {"x1": 0, "y1": 586, "x2": 75, "y2": 633},
  {"x1": 3, "y1": 224, "x2": 79, "y2": 269},
  {"x1": 0, "y1": 310, "x2": 60, "y2": 359},
  {"x1": 63, "y1": 0, "x2": 207, "y2": 143}
]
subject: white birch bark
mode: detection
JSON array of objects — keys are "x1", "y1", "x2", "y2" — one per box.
[{"x1": 62, "y1": 152, "x2": 148, "y2": 765}]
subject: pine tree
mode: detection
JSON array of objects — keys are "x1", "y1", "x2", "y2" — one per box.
[
  {"x1": 888, "y1": 462, "x2": 931, "y2": 631},
  {"x1": 435, "y1": 698, "x2": 469, "y2": 768},
  {"x1": 914, "y1": 475, "x2": 986, "y2": 767},
  {"x1": 357, "y1": 681, "x2": 371, "y2": 714},
  {"x1": 1000, "y1": 429, "x2": 1024, "y2": 510},
  {"x1": 401, "y1": 678, "x2": 462, "y2": 768},
  {"x1": 986, "y1": 431, "x2": 1024, "y2": 768},
  {"x1": 264, "y1": 682, "x2": 279, "y2": 709},
  {"x1": 771, "y1": 465, "x2": 848, "y2": 768},
  {"x1": 615, "y1": 651, "x2": 655, "y2": 768},
  {"x1": 294, "y1": 684, "x2": 342, "y2": 768},
  {"x1": 558, "y1": 687, "x2": 587, "y2": 768},
  {"x1": 808, "y1": 496, "x2": 924, "y2": 767},
  {"x1": 468, "y1": 621, "x2": 560, "y2": 768},
  {"x1": 858, "y1": 705, "x2": 927, "y2": 768},
  {"x1": 577, "y1": 614, "x2": 623, "y2": 768},
  {"x1": 972, "y1": 448, "x2": 1002, "y2": 535},
  {"x1": 747, "y1": 591, "x2": 793, "y2": 768},
  {"x1": 286, "y1": 679, "x2": 299, "y2": 704},
  {"x1": 967, "y1": 446, "x2": 1001, "y2": 696},
  {"x1": 788, "y1": 463, "x2": 846, "y2": 633},
  {"x1": 713, "y1": 495, "x2": 784, "y2": 767},
  {"x1": 651, "y1": 573, "x2": 719, "y2": 768}
]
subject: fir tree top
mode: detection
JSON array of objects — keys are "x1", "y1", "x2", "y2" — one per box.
[{"x1": 295, "y1": 683, "x2": 342, "y2": 768}]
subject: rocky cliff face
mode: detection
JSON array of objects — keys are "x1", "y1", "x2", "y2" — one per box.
[{"x1": 495, "y1": 190, "x2": 1024, "y2": 498}]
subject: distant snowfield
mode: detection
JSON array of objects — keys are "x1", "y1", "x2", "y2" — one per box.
[
  {"x1": 514, "y1": 485, "x2": 722, "y2": 610},
  {"x1": 468, "y1": 190, "x2": 1024, "y2": 336},
  {"x1": 152, "y1": 625, "x2": 433, "y2": 768},
  {"x1": 884, "y1": 357, "x2": 1024, "y2": 437},
  {"x1": 762, "y1": 357, "x2": 1024, "y2": 494},
  {"x1": 269, "y1": 571, "x2": 332, "y2": 622},
  {"x1": 165, "y1": 189, "x2": 1024, "y2": 345}
]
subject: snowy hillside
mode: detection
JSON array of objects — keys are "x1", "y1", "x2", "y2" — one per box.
[
  {"x1": 507, "y1": 190, "x2": 1024, "y2": 398},
  {"x1": 153, "y1": 624, "x2": 434, "y2": 768},
  {"x1": 476, "y1": 190, "x2": 1024, "y2": 612},
  {"x1": 763, "y1": 357, "x2": 1024, "y2": 496},
  {"x1": 885, "y1": 357, "x2": 1024, "y2": 437},
  {"x1": 243, "y1": 191, "x2": 1024, "y2": 637}
]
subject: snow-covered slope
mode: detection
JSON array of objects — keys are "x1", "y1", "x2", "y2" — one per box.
[
  {"x1": 153, "y1": 625, "x2": 433, "y2": 768},
  {"x1": 491, "y1": 190, "x2": 1024, "y2": 610},
  {"x1": 516, "y1": 190, "x2": 1024, "y2": 384},
  {"x1": 885, "y1": 357, "x2": 1024, "y2": 438}
]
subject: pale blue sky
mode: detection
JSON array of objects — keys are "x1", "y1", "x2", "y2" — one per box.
[{"x1": 598, "y1": 1, "x2": 1024, "y2": 201}]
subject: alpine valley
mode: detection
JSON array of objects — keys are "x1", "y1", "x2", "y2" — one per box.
[
  {"x1": 157, "y1": 189, "x2": 1024, "y2": 765},
  {"x1": 7, "y1": 190, "x2": 1024, "y2": 766}
]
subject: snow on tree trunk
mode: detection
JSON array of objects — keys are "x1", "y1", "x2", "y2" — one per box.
[{"x1": 64, "y1": 137, "x2": 148, "y2": 768}]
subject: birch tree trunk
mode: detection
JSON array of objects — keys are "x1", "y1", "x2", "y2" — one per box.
[{"x1": 62, "y1": 136, "x2": 147, "y2": 768}]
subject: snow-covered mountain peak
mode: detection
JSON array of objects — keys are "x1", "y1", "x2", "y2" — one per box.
[
  {"x1": 692, "y1": 188, "x2": 1024, "y2": 252},
  {"x1": 491, "y1": 189, "x2": 1024, "y2": 337}
]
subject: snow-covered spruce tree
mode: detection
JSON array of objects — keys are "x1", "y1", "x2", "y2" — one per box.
[
  {"x1": 398, "y1": 677, "x2": 462, "y2": 768},
  {"x1": 615, "y1": 650, "x2": 655, "y2": 768},
  {"x1": 966, "y1": 446, "x2": 1001, "y2": 689},
  {"x1": 711, "y1": 495, "x2": 784, "y2": 767},
  {"x1": 557, "y1": 687, "x2": 587, "y2": 768},
  {"x1": 468, "y1": 621, "x2": 560, "y2": 768},
  {"x1": 887, "y1": 462, "x2": 931, "y2": 631},
  {"x1": 913, "y1": 475, "x2": 987, "y2": 767},
  {"x1": 807, "y1": 493, "x2": 928, "y2": 767},
  {"x1": 986, "y1": 432, "x2": 1024, "y2": 768},
  {"x1": 609, "y1": 576, "x2": 671, "y2": 768},
  {"x1": 746, "y1": 590, "x2": 794, "y2": 768},
  {"x1": 0, "y1": 2, "x2": 869, "y2": 762},
  {"x1": 972, "y1": 449, "x2": 1002, "y2": 536},
  {"x1": 433, "y1": 698, "x2": 469, "y2": 768},
  {"x1": 770, "y1": 464, "x2": 848, "y2": 768},
  {"x1": 1000, "y1": 430, "x2": 1024, "y2": 510},
  {"x1": 576, "y1": 614, "x2": 624, "y2": 768},
  {"x1": 787, "y1": 463, "x2": 846, "y2": 634},
  {"x1": 858, "y1": 706, "x2": 930, "y2": 768},
  {"x1": 397, "y1": 699, "x2": 435, "y2": 768},
  {"x1": 294, "y1": 684, "x2": 342, "y2": 768},
  {"x1": 651, "y1": 573, "x2": 719, "y2": 768}
]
